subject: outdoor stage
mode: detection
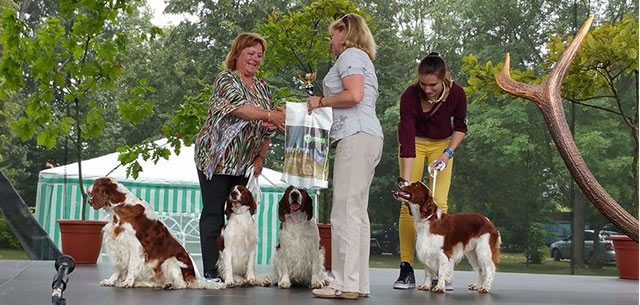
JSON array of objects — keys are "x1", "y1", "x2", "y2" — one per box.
[{"x1": 0, "y1": 260, "x2": 637, "y2": 305}]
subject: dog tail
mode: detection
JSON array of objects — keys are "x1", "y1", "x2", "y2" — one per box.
[{"x1": 491, "y1": 231, "x2": 501, "y2": 265}]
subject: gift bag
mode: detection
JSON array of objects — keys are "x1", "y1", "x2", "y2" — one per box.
[{"x1": 281, "y1": 102, "x2": 332, "y2": 189}]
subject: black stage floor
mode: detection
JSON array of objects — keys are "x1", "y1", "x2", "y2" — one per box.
[{"x1": 0, "y1": 260, "x2": 637, "y2": 305}]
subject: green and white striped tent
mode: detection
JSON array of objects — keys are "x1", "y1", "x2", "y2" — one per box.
[{"x1": 35, "y1": 140, "x2": 317, "y2": 265}]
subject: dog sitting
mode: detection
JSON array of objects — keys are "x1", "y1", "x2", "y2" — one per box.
[
  {"x1": 216, "y1": 185, "x2": 258, "y2": 288},
  {"x1": 392, "y1": 177, "x2": 500, "y2": 293},
  {"x1": 88, "y1": 177, "x2": 223, "y2": 289},
  {"x1": 264, "y1": 186, "x2": 330, "y2": 289}
]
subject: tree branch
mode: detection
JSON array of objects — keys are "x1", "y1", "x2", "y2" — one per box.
[{"x1": 565, "y1": 98, "x2": 623, "y2": 116}]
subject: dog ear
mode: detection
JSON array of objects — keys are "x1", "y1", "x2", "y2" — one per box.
[
  {"x1": 114, "y1": 204, "x2": 144, "y2": 219},
  {"x1": 419, "y1": 189, "x2": 438, "y2": 219},
  {"x1": 247, "y1": 192, "x2": 257, "y2": 215},
  {"x1": 302, "y1": 190, "x2": 313, "y2": 221},
  {"x1": 278, "y1": 186, "x2": 293, "y2": 223},
  {"x1": 224, "y1": 197, "x2": 233, "y2": 220}
]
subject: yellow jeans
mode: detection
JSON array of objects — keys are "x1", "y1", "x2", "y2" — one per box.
[{"x1": 398, "y1": 137, "x2": 453, "y2": 265}]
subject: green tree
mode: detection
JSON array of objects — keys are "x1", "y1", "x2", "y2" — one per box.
[{"x1": 0, "y1": 1, "x2": 159, "y2": 218}]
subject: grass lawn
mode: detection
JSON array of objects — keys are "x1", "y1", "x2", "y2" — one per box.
[
  {"x1": 0, "y1": 248, "x2": 29, "y2": 260},
  {"x1": 370, "y1": 252, "x2": 618, "y2": 276}
]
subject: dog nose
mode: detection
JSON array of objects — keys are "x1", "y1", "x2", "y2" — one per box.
[
  {"x1": 230, "y1": 190, "x2": 239, "y2": 200},
  {"x1": 291, "y1": 190, "x2": 300, "y2": 201}
]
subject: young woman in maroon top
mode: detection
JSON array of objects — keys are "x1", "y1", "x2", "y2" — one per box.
[{"x1": 393, "y1": 53, "x2": 468, "y2": 290}]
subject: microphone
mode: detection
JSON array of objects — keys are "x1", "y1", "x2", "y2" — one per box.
[{"x1": 52, "y1": 255, "x2": 75, "y2": 305}]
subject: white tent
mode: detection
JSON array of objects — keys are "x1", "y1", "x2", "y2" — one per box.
[
  {"x1": 35, "y1": 139, "x2": 307, "y2": 265},
  {"x1": 39, "y1": 139, "x2": 287, "y2": 188}
]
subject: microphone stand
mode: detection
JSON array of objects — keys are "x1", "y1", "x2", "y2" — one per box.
[{"x1": 51, "y1": 255, "x2": 75, "y2": 305}]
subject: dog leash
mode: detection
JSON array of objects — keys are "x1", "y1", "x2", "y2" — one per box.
[{"x1": 427, "y1": 161, "x2": 445, "y2": 193}]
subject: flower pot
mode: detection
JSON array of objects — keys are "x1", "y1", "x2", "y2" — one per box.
[
  {"x1": 57, "y1": 219, "x2": 108, "y2": 264},
  {"x1": 610, "y1": 235, "x2": 638, "y2": 280},
  {"x1": 318, "y1": 223, "x2": 331, "y2": 270}
]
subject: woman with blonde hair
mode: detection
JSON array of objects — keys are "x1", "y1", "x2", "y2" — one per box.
[
  {"x1": 307, "y1": 13, "x2": 383, "y2": 299},
  {"x1": 194, "y1": 32, "x2": 285, "y2": 282}
]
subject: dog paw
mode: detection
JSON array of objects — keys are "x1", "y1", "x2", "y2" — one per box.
[
  {"x1": 310, "y1": 281, "x2": 324, "y2": 289},
  {"x1": 262, "y1": 279, "x2": 272, "y2": 287},
  {"x1": 241, "y1": 278, "x2": 256, "y2": 286},
  {"x1": 100, "y1": 279, "x2": 116, "y2": 286},
  {"x1": 278, "y1": 281, "x2": 291, "y2": 289},
  {"x1": 417, "y1": 284, "x2": 431, "y2": 291},
  {"x1": 119, "y1": 279, "x2": 134, "y2": 288},
  {"x1": 431, "y1": 285, "x2": 445, "y2": 293},
  {"x1": 477, "y1": 287, "x2": 490, "y2": 293},
  {"x1": 225, "y1": 281, "x2": 236, "y2": 288},
  {"x1": 468, "y1": 284, "x2": 478, "y2": 291},
  {"x1": 163, "y1": 283, "x2": 173, "y2": 290}
]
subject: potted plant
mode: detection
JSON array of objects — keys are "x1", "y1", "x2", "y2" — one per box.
[
  {"x1": 0, "y1": 1, "x2": 158, "y2": 263},
  {"x1": 610, "y1": 235, "x2": 639, "y2": 280}
]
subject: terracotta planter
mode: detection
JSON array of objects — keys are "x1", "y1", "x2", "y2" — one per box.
[
  {"x1": 610, "y1": 235, "x2": 638, "y2": 280},
  {"x1": 318, "y1": 223, "x2": 331, "y2": 270},
  {"x1": 58, "y1": 219, "x2": 107, "y2": 264}
]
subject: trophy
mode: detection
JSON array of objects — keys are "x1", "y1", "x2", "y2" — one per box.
[{"x1": 298, "y1": 72, "x2": 317, "y2": 96}]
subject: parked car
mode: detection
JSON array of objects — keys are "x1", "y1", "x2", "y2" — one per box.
[
  {"x1": 370, "y1": 224, "x2": 399, "y2": 255},
  {"x1": 549, "y1": 230, "x2": 616, "y2": 262}
]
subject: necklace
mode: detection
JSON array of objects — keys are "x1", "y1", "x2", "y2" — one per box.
[{"x1": 426, "y1": 82, "x2": 447, "y2": 104}]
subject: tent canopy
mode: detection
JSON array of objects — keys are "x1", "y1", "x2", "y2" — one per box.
[{"x1": 39, "y1": 139, "x2": 287, "y2": 189}]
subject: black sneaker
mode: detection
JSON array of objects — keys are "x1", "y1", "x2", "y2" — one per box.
[
  {"x1": 204, "y1": 270, "x2": 222, "y2": 283},
  {"x1": 392, "y1": 262, "x2": 416, "y2": 289}
]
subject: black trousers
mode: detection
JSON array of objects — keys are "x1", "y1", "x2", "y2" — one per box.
[{"x1": 197, "y1": 170, "x2": 249, "y2": 273}]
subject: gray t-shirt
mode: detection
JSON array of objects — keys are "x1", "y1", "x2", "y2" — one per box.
[{"x1": 323, "y1": 47, "x2": 383, "y2": 143}]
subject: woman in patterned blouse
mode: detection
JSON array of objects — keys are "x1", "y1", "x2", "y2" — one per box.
[{"x1": 194, "y1": 32, "x2": 285, "y2": 281}]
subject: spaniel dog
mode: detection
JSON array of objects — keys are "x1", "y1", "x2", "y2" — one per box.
[
  {"x1": 216, "y1": 185, "x2": 258, "y2": 288},
  {"x1": 263, "y1": 186, "x2": 330, "y2": 289},
  {"x1": 88, "y1": 177, "x2": 223, "y2": 289},
  {"x1": 392, "y1": 177, "x2": 500, "y2": 293}
]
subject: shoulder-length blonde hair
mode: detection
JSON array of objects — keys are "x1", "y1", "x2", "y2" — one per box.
[
  {"x1": 224, "y1": 32, "x2": 267, "y2": 70},
  {"x1": 329, "y1": 13, "x2": 376, "y2": 61}
]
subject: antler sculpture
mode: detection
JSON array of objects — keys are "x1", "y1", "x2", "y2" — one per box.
[{"x1": 496, "y1": 16, "x2": 639, "y2": 242}]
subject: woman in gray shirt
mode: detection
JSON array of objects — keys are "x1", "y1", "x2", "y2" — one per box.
[{"x1": 307, "y1": 13, "x2": 383, "y2": 300}]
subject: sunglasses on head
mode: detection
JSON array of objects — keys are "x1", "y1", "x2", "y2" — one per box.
[{"x1": 341, "y1": 14, "x2": 349, "y2": 27}]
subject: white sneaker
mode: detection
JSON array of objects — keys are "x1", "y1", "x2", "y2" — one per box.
[{"x1": 445, "y1": 283, "x2": 454, "y2": 291}]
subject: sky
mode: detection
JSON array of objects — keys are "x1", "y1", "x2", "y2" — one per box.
[{"x1": 147, "y1": 0, "x2": 198, "y2": 27}]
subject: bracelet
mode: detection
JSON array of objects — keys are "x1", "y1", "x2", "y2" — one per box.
[
  {"x1": 319, "y1": 96, "x2": 324, "y2": 107},
  {"x1": 444, "y1": 148, "x2": 455, "y2": 158},
  {"x1": 267, "y1": 111, "x2": 271, "y2": 123}
]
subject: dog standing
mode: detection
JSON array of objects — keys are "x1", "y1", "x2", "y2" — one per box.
[{"x1": 392, "y1": 177, "x2": 500, "y2": 293}]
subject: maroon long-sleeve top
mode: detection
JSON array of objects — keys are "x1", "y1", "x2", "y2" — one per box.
[{"x1": 398, "y1": 82, "x2": 468, "y2": 158}]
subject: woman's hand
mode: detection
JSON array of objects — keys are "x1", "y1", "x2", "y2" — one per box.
[
  {"x1": 261, "y1": 121, "x2": 277, "y2": 130},
  {"x1": 306, "y1": 96, "x2": 323, "y2": 114},
  {"x1": 253, "y1": 156, "x2": 264, "y2": 176},
  {"x1": 269, "y1": 107, "x2": 286, "y2": 132},
  {"x1": 430, "y1": 153, "x2": 450, "y2": 171}
]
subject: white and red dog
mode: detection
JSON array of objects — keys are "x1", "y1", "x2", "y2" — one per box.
[
  {"x1": 216, "y1": 185, "x2": 258, "y2": 288},
  {"x1": 88, "y1": 177, "x2": 223, "y2": 289},
  {"x1": 392, "y1": 177, "x2": 500, "y2": 293},
  {"x1": 263, "y1": 186, "x2": 330, "y2": 289}
]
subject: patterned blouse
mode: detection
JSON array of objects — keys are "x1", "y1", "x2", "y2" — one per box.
[{"x1": 194, "y1": 69, "x2": 275, "y2": 178}]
